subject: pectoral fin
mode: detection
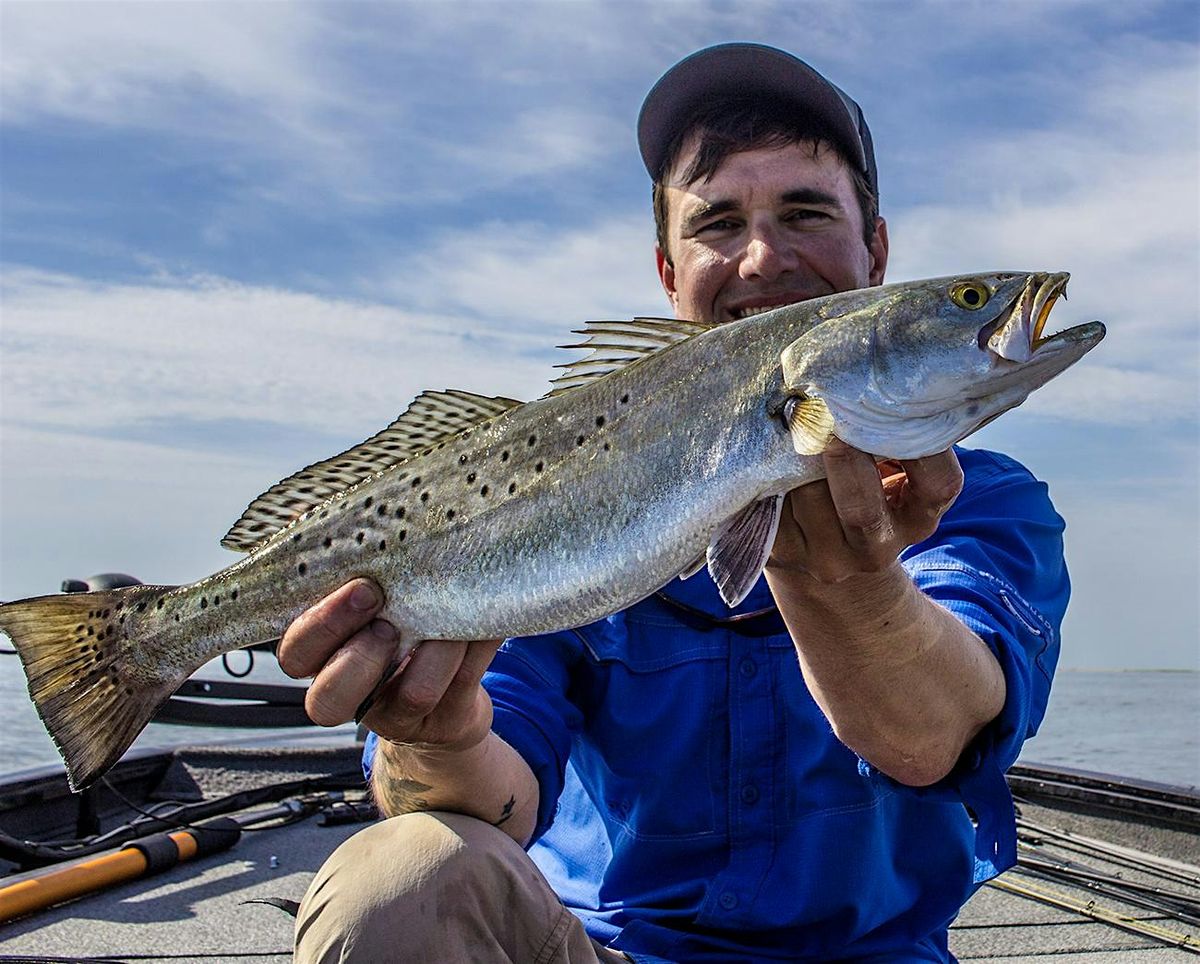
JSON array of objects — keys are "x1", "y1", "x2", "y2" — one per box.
[
  {"x1": 707, "y1": 495, "x2": 784, "y2": 608},
  {"x1": 786, "y1": 396, "x2": 836, "y2": 455}
]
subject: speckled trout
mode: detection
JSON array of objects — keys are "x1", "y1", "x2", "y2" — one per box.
[{"x1": 0, "y1": 271, "x2": 1103, "y2": 789}]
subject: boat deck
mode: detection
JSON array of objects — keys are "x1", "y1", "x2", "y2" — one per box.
[{"x1": 0, "y1": 739, "x2": 1196, "y2": 962}]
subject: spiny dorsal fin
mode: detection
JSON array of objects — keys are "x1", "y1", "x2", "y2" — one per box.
[
  {"x1": 544, "y1": 317, "x2": 714, "y2": 397},
  {"x1": 220, "y1": 390, "x2": 522, "y2": 551}
]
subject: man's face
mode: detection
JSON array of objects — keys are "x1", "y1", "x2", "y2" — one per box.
[{"x1": 656, "y1": 138, "x2": 889, "y2": 325}]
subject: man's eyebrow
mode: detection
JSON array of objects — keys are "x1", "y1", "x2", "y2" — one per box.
[
  {"x1": 781, "y1": 188, "x2": 844, "y2": 208},
  {"x1": 680, "y1": 198, "x2": 738, "y2": 233}
]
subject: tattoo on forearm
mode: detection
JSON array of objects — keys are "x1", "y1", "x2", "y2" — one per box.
[
  {"x1": 380, "y1": 775, "x2": 434, "y2": 814},
  {"x1": 492, "y1": 795, "x2": 516, "y2": 827}
]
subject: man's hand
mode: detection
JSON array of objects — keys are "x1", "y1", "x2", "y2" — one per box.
[
  {"x1": 277, "y1": 578, "x2": 501, "y2": 753},
  {"x1": 764, "y1": 440, "x2": 1003, "y2": 786},
  {"x1": 767, "y1": 440, "x2": 963, "y2": 583}
]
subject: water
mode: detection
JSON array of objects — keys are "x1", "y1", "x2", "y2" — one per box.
[
  {"x1": 0, "y1": 655, "x2": 1196, "y2": 789},
  {"x1": 1017, "y1": 668, "x2": 1199, "y2": 789}
]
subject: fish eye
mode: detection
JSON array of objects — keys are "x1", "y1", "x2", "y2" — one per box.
[{"x1": 949, "y1": 282, "x2": 990, "y2": 310}]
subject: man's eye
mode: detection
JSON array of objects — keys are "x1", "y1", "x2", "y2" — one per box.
[
  {"x1": 785, "y1": 209, "x2": 830, "y2": 222},
  {"x1": 696, "y1": 218, "x2": 738, "y2": 234}
]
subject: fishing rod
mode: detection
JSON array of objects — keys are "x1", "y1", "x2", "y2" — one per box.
[
  {"x1": 0, "y1": 794, "x2": 331, "y2": 924},
  {"x1": 1017, "y1": 814, "x2": 1200, "y2": 889},
  {"x1": 0, "y1": 771, "x2": 364, "y2": 869},
  {"x1": 989, "y1": 875, "x2": 1200, "y2": 952}
]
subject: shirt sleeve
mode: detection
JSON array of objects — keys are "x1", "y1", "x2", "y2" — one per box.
[
  {"x1": 900, "y1": 448, "x2": 1068, "y2": 774},
  {"x1": 870, "y1": 448, "x2": 1069, "y2": 880},
  {"x1": 484, "y1": 630, "x2": 586, "y2": 845}
]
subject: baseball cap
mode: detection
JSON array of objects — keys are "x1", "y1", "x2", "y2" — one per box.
[{"x1": 637, "y1": 43, "x2": 878, "y2": 200}]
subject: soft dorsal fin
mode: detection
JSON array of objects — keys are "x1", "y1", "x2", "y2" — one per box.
[
  {"x1": 544, "y1": 317, "x2": 714, "y2": 397},
  {"x1": 220, "y1": 390, "x2": 522, "y2": 551}
]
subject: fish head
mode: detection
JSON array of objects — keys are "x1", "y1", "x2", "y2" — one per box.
[{"x1": 780, "y1": 271, "x2": 1106, "y2": 459}]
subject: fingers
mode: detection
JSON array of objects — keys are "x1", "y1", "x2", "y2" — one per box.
[
  {"x1": 278, "y1": 579, "x2": 385, "y2": 678},
  {"x1": 305, "y1": 620, "x2": 407, "y2": 726},
  {"x1": 821, "y1": 440, "x2": 894, "y2": 549},
  {"x1": 363, "y1": 639, "x2": 504, "y2": 749},
  {"x1": 897, "y1": 449, "x2": 964, "y2": 530},
  {"x1": 775, "y1": 443, "x2": 960, "y2": 583}
]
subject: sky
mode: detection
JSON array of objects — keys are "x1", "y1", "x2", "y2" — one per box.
[{"x1": 0, "y1": 0, "x2": 1197, "y2": 671}]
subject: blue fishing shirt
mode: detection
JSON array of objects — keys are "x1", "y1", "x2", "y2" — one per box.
[{"x1": 365, "y1": 446, "x2": 1068, "y2": 962}]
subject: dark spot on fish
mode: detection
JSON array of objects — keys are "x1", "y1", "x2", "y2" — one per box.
[
  {"x1": 103, "y1": 609, "x2": 111, "y2": 618},
  {"x1": 364, "y1": 497, "x2": 373, "y2": 509},
  {"x1": 119, "y1": 615, "x2": 126, "y2": 623},
  {"x1": 324, "y1": 537, "x2": 333, "y2": 548},
  {"x1": 231, "y1": 589, "x2": 239, "y2": 601},
  {"x1": 378, "y1": 505, "x2": 388, "y2": 516},
  {"x1": 356, "y1": 532, "x2": 365, "y2": 544},
  {"x1": 412, "y1": 477, "x2": 421, "y2": 487},
  {"x1": 320, "y1": 510, "x2": 329, "y2": 519},
  {"x1": 395, "y1": 507, "x2": 406, "y2": 519},
  {"x1": 576, "y1": 436, "x2": 585, "y2": 446},
  {"x1": 378, "y1": 540, "x2": 386, "y2": 550},
  {"x1": 965, "y1": 403, "x2": 980, "y2": 416},
  {"x1": 603, "y1": 443, "x2": 611, "y2": 452},
  {"x1": 298, "y1": 563, "x2": 308, "y2": 575},
  {"x1": 126, "y1": 687, "x2": 135, "y2": 697},
  {"x1": 420, "y1": 492, "x2": 429, "y2": 502},
  {"x1": 528, "y1": 435, "x2": 537, "y2": 446},
  {"x1": 467, "y1": 473, "x2": 476, "y2": 484},
  {"x1": 535, "y1": 461, "x2": 544, "y2": 472},
  {"x1": 96, "y1": 630, "x2": 104, "y2": 641},
  {"x1": 293, "y1": 533, "x2": 302, "y2": 543},
  {"x1": 620, "y1": 394, "x2": 629, "y2": 404},
  {"x1": 87, "y1": 627, "x2": 95, "y2": 635},
  {"x1": 399, "y1": 530, "x2": 406, "y2": 541},
  {"x1": 156, "y1": 600, "x2": 164, "y2": 610},
  {"x1": 595, "y1": 416, "x2": 605, "y2": 427},
  {"x1": 200, "y1": 598, "x2": 208, "y2": 609},
  {"x1": 136, "y1": 602, "x2": 146, "y2": 613},
  {"x1": 446, "y1": 509, "x2": 456, "y2": 520},
  {"x1": 437, "y1": 442, "x2": 445, "y2": 450},
  {"x1": 480, "y1": 485, "x2": 489, "y2": 497},
  {"x1": 384, "y1": 443, "x2": 401, "y2": 451},
  {"x1": 175, "y1": 615, "x2": 181, "y2": 623},
  {"x1": 250, "y1": 522, "x2": 266, "y2": 531},
  {"x1": 508, "y1": 482, "x2": 517, "y2": 494},
  {"x1": 501, "y1": 450, "x2": 510, "y2": 462},
  {"x1": 75, "y1": 625, "x2": 84, "y2": 632},
  {"x1": 459, "y1": 454, "x2": 468, "y2": 464},
  {"x1": 213, "y1": 596, "x2": 220, "y2": 606}
]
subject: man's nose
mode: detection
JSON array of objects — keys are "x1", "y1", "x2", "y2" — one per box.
[{"x1": 738, "y1": 224, "x2": 799, "y2": 282}]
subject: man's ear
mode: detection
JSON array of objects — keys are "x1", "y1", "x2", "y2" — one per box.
[
  {"x1": 656, "y1": 246, "x2": 679, "y2": 310},
  {"x1": 868, "y1": 216, "x2": 889, "y2": 286}
]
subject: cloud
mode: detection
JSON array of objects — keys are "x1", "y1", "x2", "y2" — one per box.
[{"x1": 0, "y1": 267, "x2": 555, "y2": 441}]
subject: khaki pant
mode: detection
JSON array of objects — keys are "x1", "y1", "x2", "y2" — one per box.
[{"x1": 294, "y1": 811, "x2": 632, "y2": 964}]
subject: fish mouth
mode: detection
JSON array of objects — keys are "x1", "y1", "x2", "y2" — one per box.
[{"x1": 983, "y1": 272, "x2": 1071, "y2": 362}]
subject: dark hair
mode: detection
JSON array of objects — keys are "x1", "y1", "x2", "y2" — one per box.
[{"x1": 651, "y1": 96, "x2": 878, "y2": 266}]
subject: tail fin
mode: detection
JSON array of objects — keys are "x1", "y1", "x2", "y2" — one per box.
[{"x1": 0, "y1": 586, "x2": 185, "y2": 791}]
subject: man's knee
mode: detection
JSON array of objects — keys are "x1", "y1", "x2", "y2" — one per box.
[{"x1": 295, "y1": 811, "x2": 531, "y2": 962}]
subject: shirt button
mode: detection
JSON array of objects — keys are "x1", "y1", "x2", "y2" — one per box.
[
  {"x1": 739, "y1": 657, "x2": 757, "y2": 678},
  {"x1": 718, "y1": 891, "x2": 738, "y2": 910},
  {"x1": 741, "y1": 784, "x2": 759, "y2": 805}
]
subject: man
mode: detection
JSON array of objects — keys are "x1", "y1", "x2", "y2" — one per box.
[{"x1": 290, "y1": 44, "x2": 1067, "y2": 962}]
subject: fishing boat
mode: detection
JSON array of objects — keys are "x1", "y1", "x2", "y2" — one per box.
[{"x1": 0, "y1": 583, "x2": 1197, "y2": 962}]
